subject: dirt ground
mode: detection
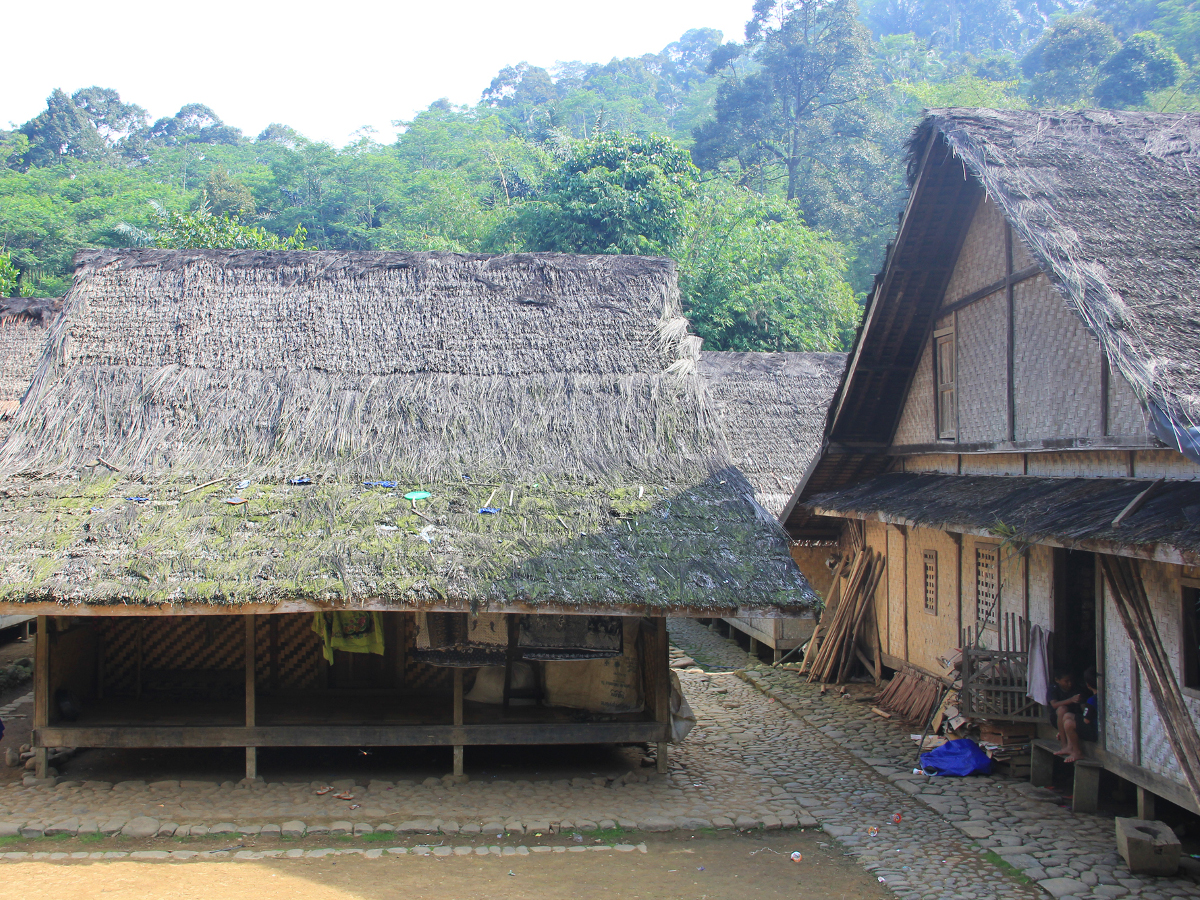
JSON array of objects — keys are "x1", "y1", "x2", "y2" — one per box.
[{"x1": 0, "y1": 831, "x2": 890, "y2": 900}]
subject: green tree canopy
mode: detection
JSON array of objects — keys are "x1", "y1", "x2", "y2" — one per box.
[
  {"x1": 516, "y1": 132, "x2": 699, "y2": 255},
  {"x1": 677, "y1": 183, "x2": 859, "y2": 351},
  {"x1": 1095, "y1": 30, "x2": 1185, "y2": 104},
  {"x1": 1021, "y1": 15, "x2": 1120, "y2": 103}
]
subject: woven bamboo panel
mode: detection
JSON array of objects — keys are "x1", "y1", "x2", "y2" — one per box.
[
  {"x1": 959, "y1": 454, "x2": 1024, "y2": 476},
  {"x1": 1010, "y1": 229, "x2": 1037, "y2": 272},
  {"x1": 1132, "y1": 449, "x2": 1200, "y2": 481},
  {"x1": 256, "y1": 613, "x2": 323, "y2": 691},
  {"x1": 99, "y1": 615, "x2": 243, "y2": 696},
  {"x1": 893, "y1": 340, "x2": 935, "y2": 446},
  {"x1": 1013, "y1": 273, "x2": 1103, "y2": 441},
  {"x1": 1025, "y1": 451, "x2": 1128, "y2": 478},
  {"x1": 901, "y1": 454, "x2": 958, "y2": 474},
  {"x1": 940, "y1": 196, "x2": 1008, "y2": 307},
  {"x1": 903, "y1": 527, "x2": 961, "y2": 673},
  {"x1": 1108, "y1": 368, "x2": 1146, "y2": 438},
  {"x1": 956, "y1": 293, "x2": 1008, "y2": 443},
  {"x1": 886, "y1": 525, "x2": 906, "y2": 656},
  {"x1": 0, "y1": 317, "x2": 49, "y2": 441}
]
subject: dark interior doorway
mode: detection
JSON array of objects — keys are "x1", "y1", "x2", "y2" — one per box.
[{"x1": 1053, "y1": 548, "x2": 1097, "y2": 677}]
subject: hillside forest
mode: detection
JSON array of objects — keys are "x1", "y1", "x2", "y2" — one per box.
[{"x1": 2, "y1": 0, "x2": 1197, "y2": 352}]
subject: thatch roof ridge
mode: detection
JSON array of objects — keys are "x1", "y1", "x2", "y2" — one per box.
[{"x1": 918, "y1": 108, "x2": 1200, "y2": 441}]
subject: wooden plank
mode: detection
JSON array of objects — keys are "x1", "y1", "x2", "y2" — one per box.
[
  {"x1": 1111, "y1": 478, "x2": 1163, "y2": 527},
  {"x1": 33, "y1": 615, "x2": 49, "y2": 778},
  {"x1": 38, "y1": 721, "x2": 674, "y2": 749}
]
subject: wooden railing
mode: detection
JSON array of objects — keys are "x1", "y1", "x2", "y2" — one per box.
[{"x1": 961, "y1": 613, "x2": 1042, "y2": 722}]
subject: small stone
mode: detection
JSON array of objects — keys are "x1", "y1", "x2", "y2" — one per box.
[
  {"x1": 637, "y1": 816, "x2": 675, "y2": 832},
  {"x1": 711, "y1": 817, "x2": 734, "y2": 830},
  {"x1": 432, "y1": 846, "x2": 453, "y2": 857},
  {"x1": 329, "y1": 821, "x2": 352, "y2": 837},
  {"x1": 735, "y1": 816, "x2": 761, "y2": 831},
  {"x1": 45, "y1": 817, "x2": 79, "y2": 837},
  {"x1": 190, "y1": 826, "x2": 209, "y2": 837},
  {"x1": 353, "y1": 823, "x2": 373, "y2": 836},
  {"x1": 130, "y1": 850, "x2": 171, "y2": 860},
  {"x1": 281, "y1": 821, "x2": 306, "y2": 838},
  {"x1": 1039, "y1": 877, "x2": 1088, "y2": 898},
  {"x1": 237, "y1": 825, "x2": 261, "y2": 835},
  {"x1": 260, "y1": 824, "x2": 281, "y2": 837}
]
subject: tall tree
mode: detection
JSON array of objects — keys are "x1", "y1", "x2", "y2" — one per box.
[
  {"x1": 17, "y1": 87, "x2": 147, "y2": 168},
  {"x1": 1095, "y1": 30, "x2": 1185, "y2": 105},
  {"x1": 1021, "y1": 15, "x2": 1119, "y2": 103},
  {"x1": 516, "y1": 132, "x2": 698, "y2": 256}
]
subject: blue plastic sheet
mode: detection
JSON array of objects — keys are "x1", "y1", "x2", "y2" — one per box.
[{"x1": 919, "y1": 738, "x2": 993, "y2": 776}]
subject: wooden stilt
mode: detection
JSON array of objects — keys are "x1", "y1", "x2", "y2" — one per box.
[
  {"x1": 245, "y1": 615, "x2": 256, "y2": 781},
  {"x1": 453, "y1": 667, "x2": 464, "y2": 777},
  {"x1": 656, "y1": 741, "x2": 669, "y2": 774},
  {"x1": 1137, "y1": 785, "x2": 1156, "y2": 820},
  {"x1": 34, "y1": 615, "x2": 49, "y2": 779}
]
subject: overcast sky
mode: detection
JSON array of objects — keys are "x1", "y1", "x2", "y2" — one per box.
[{"x1": 5, "y1": 0, "x2": 753, "y2": 146}]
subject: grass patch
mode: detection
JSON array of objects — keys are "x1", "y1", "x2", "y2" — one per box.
[
  {"x1": 78, "y1": 832, "x2": 104, "y2": 844},
  {"x1": 0, "y1": 835, "x2": 20, "y2": 847},
  {"x1": 983, "y1": 849, "x2": 1036, "y2": 885},
  {"x1": 357, "y1": 832, "x2": 395, "y2": 843}
]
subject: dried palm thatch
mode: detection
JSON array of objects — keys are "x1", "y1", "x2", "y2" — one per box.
[
  {"x1": 0, "y1": 298, "x2": 59, "y2": 441},
  {"x1": 0, "y1": 250, "x2": 816, "y2": 615},
  {"x1": 920, "y1": 109, "x2": 1200, "y2": 450},
  {"x1": 698, "y1": 351, "x2": 846, "y2": 518}
]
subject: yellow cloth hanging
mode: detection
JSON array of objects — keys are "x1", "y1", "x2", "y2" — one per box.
[{"x1": 312, "y1": 611, "x2": 386, "y2": 664}]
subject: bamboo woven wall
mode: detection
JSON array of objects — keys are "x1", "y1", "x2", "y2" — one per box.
[
  {"x1": 95, "y1": 612, "x2": 450, "y2": 698},
  {"x1": 959, "y1": 454, "x2": 1024, "y2": 475},
  {"x1": 1132, "y1": 449, "x2": 1200, "y2": 480},
  {"x1": 886, "y1": 525, "x2": 906, "y2": 658},
  {"x1": 1026, "y1": 545, "x2": 1055, "y2": 629},
  {"x1": 905, "y1": 527, "x2": 960, "y2": 673},
  {"x1": 1109, "y1": 370, "x2": 1147, "y2": 437},
  {"x1": 902, "y1": 454, "x2": 959, "y2": 474},
  {"x1": 940, "y1": 197, "x2": 1008, "y2": 305},
  {"x1": 956, "y1": 293, "x2": 1008, "y2": 443},
  {"x1": 1101, "y1": 560, "x2": 1200, "y2": 788},
  {"x1": 893, "y1": 340, "x2": 934, "y2": 446},
  {"x1": 1026, "y1": 451, "x2": 1129, "y2": 478},
  {"x1": 1013, "y1": 272, "x2": 1104, "y2": 441}
]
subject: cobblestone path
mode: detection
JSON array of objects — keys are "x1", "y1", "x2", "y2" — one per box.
[{"x1": 669, "y1": 618, "x2": 1200, "y2": 900}]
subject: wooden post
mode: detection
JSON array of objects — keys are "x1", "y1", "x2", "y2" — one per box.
[
  {"x1": 33, "y1": 616, "x2": 49, "y2": 779},
  {"x1": 453, "y1": 667, "x2": 464, "y2": 777},
  {"x1": 1137, "y1": 785, "x2": 1156, "y2": 820},
  {"x1": 245, "y1": 615, "x2": 257, "y2": 781},
  {"x1": 649, "y1": 617, "x2": 671, "y2": 774},
  {"x1": 748, "y1": 636, "x2": 758, "y2": 660}
]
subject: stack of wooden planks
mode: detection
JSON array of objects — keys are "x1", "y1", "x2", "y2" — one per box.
[
  {"x1": 801, "y1": 544, "x2": 885, "y2": 684},
  {"x1": 874, "y1": 665, "x2": 947, "y2": 726}
]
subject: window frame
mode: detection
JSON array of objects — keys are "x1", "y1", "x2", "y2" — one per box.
[
  {"x1": 976, "y1": 543, "x2": 1000, "y2": 629},
  {"x1": 934, "y1": 325, "x2": 957, "y2": 441},
  {"x1": 923, "y1": 549, "x2": 938, "y2": 616}
]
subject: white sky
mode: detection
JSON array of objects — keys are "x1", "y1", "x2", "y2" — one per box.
[{"x1": 4, "y1": 0, "x2": 754, "y2": 147}]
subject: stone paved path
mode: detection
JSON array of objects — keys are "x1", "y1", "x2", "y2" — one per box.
[{"x1": 669, "y1": 618, "x2": 1200, "y2": 900}]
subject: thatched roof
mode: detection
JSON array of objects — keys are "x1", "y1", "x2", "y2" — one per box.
[
  {"x1": 921, "y1": 108, "x2": 1200, "y2": 450},
  {"x1": 698, "y1": 351, "x2": 845, "y2": 517},
  {"x1": 806, "y1": 472, "x2": 1200, "y2": 566},
  {"x1": 0, "y1": 250, "x2": 815, "y2": 616},
  {"x1": 0, "y1": 298, "x2": 59, "y2": 440},
  {"x1": 784, "y1": 108, "x2": 1200, "y2": 540}
]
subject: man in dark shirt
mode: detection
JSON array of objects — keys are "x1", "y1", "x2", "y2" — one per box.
[{"x1": 1049, "y1": 668, "x2": 1090, "y2": 763}]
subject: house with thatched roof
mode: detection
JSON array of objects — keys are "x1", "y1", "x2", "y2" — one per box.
[
  {"x1": 784, "y1": 109, "x2": 1200, "y2": 817},
  {"x1": 0, "y1": 248, "x2": 816, "y2": 780},
  {"x1": 698, "y1": 350, "x2": 845, "y2": 659},
  {"x1": 0, "y1": 297, "x2": 57, "y2": 635}
]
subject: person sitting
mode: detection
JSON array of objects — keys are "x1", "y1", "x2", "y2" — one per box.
[{"x1": 1048, "y1": 668, "x2": 1090, "y2": 763}]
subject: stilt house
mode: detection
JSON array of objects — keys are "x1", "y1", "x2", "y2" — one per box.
[
  {"x1": 784, "y1": 110, "x2": 1200, "y2": 816},
  {"x1": 0, "y1": 250, "x2": 817, "y2": 780},
  {"x1": 699, "y1": 351, "x2": 846, "y2": 659}
]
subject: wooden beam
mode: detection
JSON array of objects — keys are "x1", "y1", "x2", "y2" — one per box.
[
  {"x1": 33, "y1": 615, "x2": 49, "y2": 779},
  {"x1": 38, "y1": 721, "x2": 673, "y2": 749},
  {"x1": 939, "y1": 265, "x2": 1042, "y2": 319},
  {"x1": 1112, "y1": 478, "x2": 1163, "y2": 527},
  {"x1": 1006, "y1": 224, "x2": 1016, "y2": 443}
]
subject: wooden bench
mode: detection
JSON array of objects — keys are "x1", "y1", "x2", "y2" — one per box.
[{"x1": 1031, "y1": 738, "x2": 1104, "y2": 813}]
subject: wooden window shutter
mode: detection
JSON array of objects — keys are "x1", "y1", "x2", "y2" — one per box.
[
  {"x1": 923, "y1": 550, "x2": 938, "y2": 615},
  {"x1": 976, "y1": 546, "x2": 999, "y2": 627},
  {"x1": 935, "y1": 329, "x2": 956, "y2": 440}
]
